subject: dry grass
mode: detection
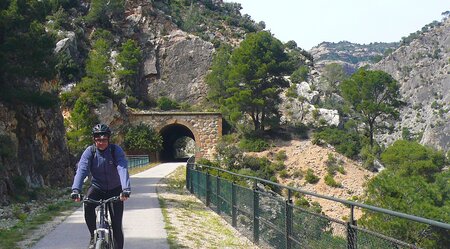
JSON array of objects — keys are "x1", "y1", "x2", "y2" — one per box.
[{"x1": 157, "y1": 166, "x2": 259, "y2": 249}]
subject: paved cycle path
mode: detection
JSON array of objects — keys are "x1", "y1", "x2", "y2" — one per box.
[{"x1": 31, "y1": 162, "x2": 183, "y2": 249}]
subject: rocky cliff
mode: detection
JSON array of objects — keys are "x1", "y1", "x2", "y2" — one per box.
[
  {"x1": 0, "y1": 100, "x2": 73, "y2": 204},
  {"x1": 372, "y1": 18, "x2": 450, "y2": 151},
  {"x1": 116, "y1": 1, "x2": 216, "y2": 104},
  {"x1": 310, "y1": 41, "x2": 399, "y2": 72}
]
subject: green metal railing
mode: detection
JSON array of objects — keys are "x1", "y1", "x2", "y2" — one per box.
[
  {"x1": 186, "y1": 157, "x2": 450, "y2": 249},
  {"x1": 126, "y1": 155, "x2": 149, "y2": 168}
]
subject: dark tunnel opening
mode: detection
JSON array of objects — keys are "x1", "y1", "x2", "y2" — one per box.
[{"x1": 159, "y1": 124, "x2": 195, "y2": 162}]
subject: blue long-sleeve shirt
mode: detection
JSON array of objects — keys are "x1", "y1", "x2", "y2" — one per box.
[{"x1": 72, "y1": 144, "x2": 131, "y2": 192}]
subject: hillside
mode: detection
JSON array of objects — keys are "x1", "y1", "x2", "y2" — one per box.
[
  {"x1": 249, "y1": 139, "x2": 374, "y2": 221},
  {"x1": 372, "y1": 17, "x2": 450, "y2": 151}
]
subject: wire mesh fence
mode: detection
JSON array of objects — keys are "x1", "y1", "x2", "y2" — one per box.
[
  {"x1": 126, "y1": 155, "x2": 149, "y2": 168},
  {"x1": 185, "y1": 158, "x2": 450, "y2": 249}
]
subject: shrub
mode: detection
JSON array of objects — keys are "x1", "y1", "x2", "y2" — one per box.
[
  {"x1": 126, "y1": 96, "x2": 139, "y2": 108},
  {"x1": 279, "y1": 170, "x2": 289, "y2": 178},
  {"x1": 215, "y1": 142, "x2": 243, "y2": 169},
  {"x1": 325, "y1": 153, "x2": 344, "y2": 175},
  {"x1": 157, "y1": 96, "x2": 179, "y2": 110},
  {"x1": 294, "y1": 197, "x2": 310, "y2": 208},
  {"x1": 285, "y1": 84, "x2": 298, "y2": 98},
  {"x1": 305, "y1": 169, "x2": 319, "y2": 184},
  {"x1": 324, "y1": 174, "x2": 342, "y2": 188},
  {"x1": 312, "y1": 127, "x2": 362, "y2": 158},
  {"x1": 124, "y1": 123, "x2": 163, "y2": 152},
  {"x1": 292, "y1": 170, "x2": 303, "y2": 179},
  {"x1": 271, "y1": 161, "x2": 286, "y2": 171},
  {"x1": 238, "y1": 137, "x2": 269, "y2": 152},
  {"x1": 290, "y1": 65, "x2": 309, "y2": 83},
  {"x1": 275, "y1": 150, "x2": 287, "y2": 161}
]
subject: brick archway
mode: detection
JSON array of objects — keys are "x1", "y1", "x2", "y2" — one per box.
[{"x1": 129, "y1": 112, "x2": 222, "y2": 160}]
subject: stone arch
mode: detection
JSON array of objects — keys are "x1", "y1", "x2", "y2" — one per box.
[
  {"x1": 128, "y1": 112, "x2": 221, "y2": 160},
  {"x1": 157, "y1": 119, "x2": 200, "y2": 161}
]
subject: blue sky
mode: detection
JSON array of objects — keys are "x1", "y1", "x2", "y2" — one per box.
[{"x1": 226, "y1": 0, "x2": 448, "y2": 50}]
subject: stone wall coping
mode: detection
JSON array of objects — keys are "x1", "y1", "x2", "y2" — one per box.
[{"x1": 130, "y1": 111, "x2": 222, "y2": 116}]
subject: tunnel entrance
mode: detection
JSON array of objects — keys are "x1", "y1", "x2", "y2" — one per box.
[{"x1": 159, "y1": 123, "x2": 196, "y2": 162}]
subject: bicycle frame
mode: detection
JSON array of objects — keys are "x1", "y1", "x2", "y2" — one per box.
[{"x1": 83, "y1": 196, "x2": 120, "y2": 249}]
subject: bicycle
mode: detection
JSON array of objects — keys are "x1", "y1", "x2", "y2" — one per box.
[{"x1": 83, "y1": 196, "x2": 120, "y2": 249}]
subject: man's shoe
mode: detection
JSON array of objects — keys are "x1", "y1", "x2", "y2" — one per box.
[{"x1": 88, "y1": 237, "x2": 94, "y2": 249}]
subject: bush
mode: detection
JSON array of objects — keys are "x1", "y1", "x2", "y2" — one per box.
[
  {"x1": 238, "y1": 137, "x2": 269, "y2": 152},
  {"x1": 279, "y1": 169, "x2": 289, "y2": 178},
  {"x1": 157, "y1": 96, "x2": 179, "y2": 110},
  {"x1": 324, "y1": 174, "x2": 342, "y2": 188},
  {"x1": 271, "y1": 161, "x2": 286, "y2": 171},
  {"x1": 126, "y1": 96, "x2": 139, "y2": 108},
  {"x1": 312, "y1": 127, "x2": 362, "y2": 158},
  {"x1": 305, "y1": 169, "x2": 319, "y2": 184},
  {"x1": 292, "y1": 170, "x2": 303, "y2": 179},
  {"x1": 215, "y1": 142, "x2": 243, "y2": 170},
  {"x1": 275, "y1": 150, "x2": 287, "y2": 161},
  {"x1": 294, "y1": 197, "x2": 310, "y2": 208},
  {"x1": 325, "y1": 153, "x2": 344, "y2": 175},
  {"x1": 291, "y1": 65, "x2": 309, "y2": 83},
  {"x1": 124, "y1": 123, "x2": 163, "y2": 152}
]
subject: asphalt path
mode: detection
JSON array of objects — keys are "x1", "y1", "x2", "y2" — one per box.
[{"x1": 31, "y1": 162, "x2": 184, "y2": 249}]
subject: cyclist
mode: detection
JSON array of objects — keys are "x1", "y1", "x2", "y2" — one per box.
[{"x1": 71, "y1": 124, "x2": 131, "y2": 249}]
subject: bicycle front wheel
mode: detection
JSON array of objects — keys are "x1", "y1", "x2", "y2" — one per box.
[{"x1": 95, "y1": 239, "x2": 108, "y2": 249}]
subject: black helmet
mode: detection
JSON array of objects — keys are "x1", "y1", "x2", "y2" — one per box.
[{"x1": 92, "y1": 124, "x2": 111, "y2": 136}]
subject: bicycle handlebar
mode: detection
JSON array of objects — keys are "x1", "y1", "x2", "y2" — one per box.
[{"x1": 82, "y1": 196, "x2": 121, "y2": 205}]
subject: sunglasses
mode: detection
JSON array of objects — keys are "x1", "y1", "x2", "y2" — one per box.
[{"x1": 94, "y1": 137, "x2": 109, "y2": 142}]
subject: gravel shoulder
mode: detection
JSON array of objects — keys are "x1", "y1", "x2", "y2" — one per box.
[{"x1": 157, "y1": 165, "x2": 259, "y2": 249}]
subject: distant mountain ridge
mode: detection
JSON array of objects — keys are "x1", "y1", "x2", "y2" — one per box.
[{"x1": 310, "y1": 41, "x2": 399, "y2": 70}]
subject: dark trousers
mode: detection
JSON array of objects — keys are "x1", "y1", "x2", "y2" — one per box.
[{"x1": 84, "y1": 186, "x2": 124, "y2": 249}]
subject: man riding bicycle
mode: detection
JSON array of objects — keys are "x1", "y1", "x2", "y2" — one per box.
[{"x1": 71, "y1": 124, "x2": 131, "y2": 249}]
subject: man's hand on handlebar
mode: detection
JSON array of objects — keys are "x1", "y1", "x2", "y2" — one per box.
[
  {"x1": 71, "y1": 189, "x2": 82, "y2": 202},
  {"x1": 120, "y1": 189, "x2": 131, "y2": 201}
]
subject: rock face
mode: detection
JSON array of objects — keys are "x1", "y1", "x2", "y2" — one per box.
[
  {"x1": 145, "y1": 31, "x2": 214, "y2": 104},
  {"x1": 0, "y1": 102, "x2": 73, "y2": 204},
  {"x1": 115, "y1": 2, "x2": 215, "y2": 105},
  {"x1": 310, "y1": 41, "x2": 399, "y2": 73},
  {"x1": 372, "y1": 18, "x2": 450, "y2": 151}
]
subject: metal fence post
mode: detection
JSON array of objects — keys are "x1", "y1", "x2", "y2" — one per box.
[
  {"x1": 186, "y1": 156, "x2": 195, "y2": 193},
  {"x1": 347, "y1": 205, "x2": 357, "y2": 249},
  {"x1": 206, "y1": 169, "x2": 210, "y2": 207},
  {"x1": 285, "y1": 189, "x2": 293, "y2": 249},
  {"x1": 216, "y1": 169, "x2": 221, "y2": 215},
  {"x1": 232, "y1": 181, "x2": 237, "y2": 227},
  {"x1": 253, "y1": 180, "x2": 260, "y2": 244},
  {"x1": 186, "y1": 163, "x2": 191, "y2": 192}
]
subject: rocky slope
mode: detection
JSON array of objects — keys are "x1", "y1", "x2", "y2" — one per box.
[
  {"x1": 372, "y1": 17, "x2": 450, "y2": 151},
  {"x1": 250, "y1": 139, "x2": 374, "y2": 221},
  {"x1": 310, "y1": 41, "x2": 399, "y2": 73}
]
